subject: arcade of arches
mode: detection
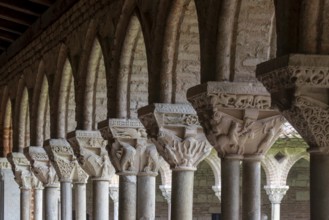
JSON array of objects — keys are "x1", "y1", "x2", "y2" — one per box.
[{"x1": 0, "y1": 0, "x2": 328, "y2": 220}]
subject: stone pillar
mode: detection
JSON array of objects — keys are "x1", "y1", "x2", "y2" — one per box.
[
  {"x1": 67, "y1": 130, "x2": 116, "y2": 220},
  {"x1": 159, "y1": 185, "x2": 172, "y2": 220},
  {"x1": 99, "y1": 119, "x2": 161, "y2": 220},
  {"x1": 32, "y1": 176, "x2": 44, "y2": 220},
  {"x1": 264, "y1": 185, "x2": 289, "y2": 220},
  {"x1": 7, "y1": 153, "x2": 33, "y2": 220},
  {"x1": 24, "y1": 146, "x2": 60, "y2": 220},
  {"x1": 74, "y1": 183, "x2": 86, "y2": 220},
  {"x1": 109, "y1": 185, "x2": 119, "y2": 220},
  {"x1": 44, "y1": 139, "x2": 89, "y2": 220},
  {"x1": 0, "y1": 158, "x2": 20, "y2": 220},
  {"x1": 257, "y1": 54, "x2": 329, "y2": 220},
  {"x1": 187, "y1": 82, "x2": 284, "y2": 220},
  {"x1": 138, "y1": 104, "x2": 212, "y2": 220}
]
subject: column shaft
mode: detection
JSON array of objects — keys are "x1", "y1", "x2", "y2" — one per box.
[
  {"x1": 61, "y1": 182, "x2": 72, "y2": 220},
  {"x1": 34, "y1": 188, "x2": 43, "y2": 220},
  {"x1": 113, "y1": 200, "x2": 118, "y2": 220},
  {"x1": 20, "y1": 189, "x2": 31, "y2": 220},
  {"x1": 171, "y1": 170, "x2": 194, "y2": 220},
  {"x1": 243, "y1": 159, "x2": 261, "y2": 220},
  {"x1": 271, "y1": 203, "x2": 280, "y2": 220},
  {"x1": 93, "y1": 180, "x2": 109, "y2": 220},
  {"x1": 119, "y1": 175, "x2": 136, "y2": 220},
  {"x1": 137, "y1": 175, "x2": 156, "y2": 219},
  {"x1": 222, "y1": 158, "x2": 241, "y2": 220},
  {"x1": 310, "y1": 153, "x2": 329, "y2": 220},
  {"x1": 45, "y1": 187, "x2": 60, "y2": 220},
  {"x1": 75, "y1": 183, "x2": 86, "y2": 220}
]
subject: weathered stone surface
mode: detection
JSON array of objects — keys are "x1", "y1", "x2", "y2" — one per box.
[
  {"x1": 257, "y1": 54, "x2": 329, "y2": 153},
  {"x1": 187, "y1": 82, "x2": 284, "y2": 158},
  {"x1": 67, "y1": 130, "x2": 115, "y2": 181},
  {"x1": 7, "y1": 153, "x2": 34, "y2": 189},
  {"x1": 138, "y1": 103, "x2": 212, "y2": 171},
  {"x1": 24, "y1": 146, "x2": 59, "y2": 187},
  {"x1": 99, "y1": 119, "x2": 160, "y2": 176},
  {"x1": 44, "y1": 139, "x2": 88, "y2": 183}
]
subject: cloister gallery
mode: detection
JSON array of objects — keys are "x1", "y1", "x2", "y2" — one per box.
[{"x1": 0, "y1": 0, "x2": 325, "y2": 219}]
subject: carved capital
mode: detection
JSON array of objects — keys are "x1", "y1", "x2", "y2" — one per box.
[
  {"x1": 67, "y1": 130, "x2": 115, "y2": 181},
  {"x1": 187, "y1": 82, "x2": 284, "y2": 158},
  {"x1": 44, "y1": 139, "x2": 89, "y2": 183},
  {"x1": 99, "y1": 119, "x2": 161, "y2": 176},
  {"x1": 159, "y1": 185, "x2": 171, "y2": 204},
  {"x1": 24, "y1": 147, "x2": 59, "y2": 187},
  {"x1": 109, "y1": 186, "x2": 119, "y2": 203},
  {"x1": 212, "y1": 185, "x2": 221, "y2": 202},
  {"x1": 7, "y1": 153, "x2": 33, "y2": 189},
  {"x1": 264, "y1": 185, "x2": 289, "y2": 204},
  {"x1": 0, "y1": 157, "x2": 11, "y2": 170},
  {"x1": 257, "y1": 54, "x2": 329, "y2": 153},
  {"x1": 138, "y1": 104, "x2": 212, "y2": 171}
]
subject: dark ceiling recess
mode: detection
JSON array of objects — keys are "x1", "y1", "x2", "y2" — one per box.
[{"x1": 0, "y1": 0, "x2": 55, "y2": 54}]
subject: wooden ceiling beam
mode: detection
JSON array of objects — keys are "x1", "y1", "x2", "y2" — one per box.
[
  {"x1": 0, "y1": 1, "x2": 43, "y2": 17},
  {"x1": 28, "y1": 0, "x2": 53, "y2": 7},
  {"x1": 0, "y1": 19, "x2": 26, "y2": 34},
  {"x1": 0, "y1": 6, "x2": 35, "y2": 26}
]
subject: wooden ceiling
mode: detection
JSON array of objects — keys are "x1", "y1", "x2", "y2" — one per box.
[{"x1": 0, "y1": 0, "x2": 56, "y2": 53}]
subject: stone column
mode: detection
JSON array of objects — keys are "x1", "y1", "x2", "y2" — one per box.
[
  {"x1": 99, "y1": 119, "x2": 162, "y2": 220},
  {"x1": 159, "y1": 185, "x2": 172, "y2": 220},
  {"x1": 7, "y1": 153, "x2": 33, "y2": 220},
  {"x1": 264, "y1": 185, "x2": 289, "y2": 220},
  {"x1": 24, "y1": 146, "x2": 60, "y2": 220},
  {"x1": 44, "y1": 139, "x2": 89, "y2": 220},
  {"x1": 32, "y1": 176, "x2": 44, "y2": 220},
  {"x1": 109, "y1": 185, "x2": 119, "y2": 220},
  {"x1": 257, "y1": 54, "x2": 329, "y2": 220},
  {"x1": 187, "y1": 82, "x2": 284, "y2": 220},
  {"x1": 0, "y1": 158, "x2": 20, "y2": 220},
  {"x1": 67, "y1": 130, "x2": 116, "y2": 220},
  {"x1": 74, "y1": 182, "x2": 87, "y2": 220},
  {"x1": 138, "y1": 104, "x2": 212, "y2": 220}
]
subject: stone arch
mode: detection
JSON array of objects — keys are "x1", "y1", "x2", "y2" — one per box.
[
  {"x1": 51, "y1": 45, "x2": 77, "y2": 138},
  {"x1": 31, "y1": 60, "x2": 51, "y2": 146},
  {"x1": 160, "y1": 0, "x2": 201, "y2": 103},
  {"x1": 117, "y1": 14, "x2": 149, "y2": 118},
  {"x1": 204, "y1": 150, "x2": 221, "y2": 188},
  {"x1": 13, "y1": 79, "x2": 30, "y2": 152},
  {"x1": 0, "y1": 88, "x2": 13, "y2": 156},
  {"x1": 81, "y1": 38, "x2": 108, "y2": 130}
]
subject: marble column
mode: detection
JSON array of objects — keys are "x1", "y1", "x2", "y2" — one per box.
[
  {"x1": 74, "y1": 183, "x2": 86, "y2": 220},
  {"x1": 159, "y1": 185, "x2": 172, "y2": 220},
  {"x1": 257, "y1": 54, "x2": 329, "y2": 220},
  {"x1": 32, "y1": 177, "x2": 44, "y2": 220},
  {"x1": 44, "y1": 139, "x2": 89, "y2": 220},
  {"x1": 67, "y1": 130, "x2": 116, "y2": 220},
  {"x1": 187, "y1": 82, "x2": 284, "y2": 220},
  {"x1": 138, "y1": 104, "x2": 212, "y2": 220},
  {"x1": 24, "y1": 146, "x2": 60, "y2": 220},
  {"x1": 99, "y1": 119, "x2": 162, "y2": 220},
  {"x1": 109, "y1": 185, "x2": 119, "y2": 220},
  {"x1": 7, "y1": 153, "x2": 33, "y2": 220},
  {"x1": 264, "y1": 185, "x2": 289, "y2": 220}
]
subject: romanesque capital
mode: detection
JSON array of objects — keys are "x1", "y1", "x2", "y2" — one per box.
[
  {"x1": 264, "y1": 185, "x2": 289, "y2": 204},
  {"x1": 138, "y1": 103, "x2": 212, "y2": 171},
  {"x1": 44, "y1": 139, "x2": 89, "y2": 183},
  {"x1": 109, "y1": 185, "x2": 119, "y2": 203},
  {"x1": 159, "y1": 185, "x2": 172, "y2": 204},
  {"x1": 187, "y1": 82, "x2": 284, "y2": 158},
  {"x1": 257, "y1": 54, "x2": 329, "y2": 153},
  {"x1": 212, "y1": 185, "x2": 221, "y2": 202},
  {"x1": 99, "y1": 119, "x2": 161, "y2": 176},
  {"x1": 24, "y1": 147, "x2": 59, "y2": 187},
  {"x1": 67, "y1": 130, "x2": 115, "y2": 181},
  {"x1": 0, "y1": 157, "x2": 11, "y2": 170},
  {"x1": 7, "y1": 153, "x2": 33, "y2": 189}
]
